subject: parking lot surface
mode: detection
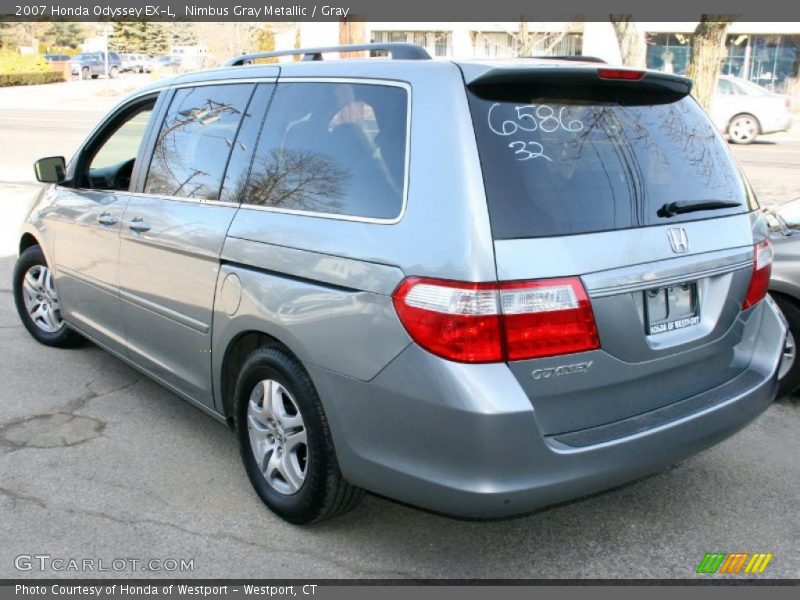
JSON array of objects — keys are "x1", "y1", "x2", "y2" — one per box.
[
  {"x1": 0, "y1": 80, "x2": 799, "y2": 579},
  {"x1": 1, "y1": 276, "x2": 798, "y2": 578}
]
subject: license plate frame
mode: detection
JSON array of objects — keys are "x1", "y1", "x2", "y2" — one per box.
[{"x1": 644, "y1": 282, "x2": 700, "y2": 335}]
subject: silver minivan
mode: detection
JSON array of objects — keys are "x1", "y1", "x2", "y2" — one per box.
[{"x1": 15, "y1": 44, "x2": 786, "y2": 523}]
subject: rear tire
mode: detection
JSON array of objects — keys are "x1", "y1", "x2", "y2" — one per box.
[
  {"x1": 13, "y1": 246, "x2": 83, "y2": 348},
  {"x1": 728, "y1": 113, "x2": 760, "y2": 144},
  {"x1": 234, "y1": 345, "x2": 364, "y2": 524},
  {"x1": 774, "y1": 294, "x2": 800, "y2": 399}
]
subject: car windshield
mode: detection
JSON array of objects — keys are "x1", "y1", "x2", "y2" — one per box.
[
  {"x1": 739, "y1": 80, "x2": 771, "y2": 96},
  {"x1": 467, "y1": 89, "x2": 752, "y2": 239}
]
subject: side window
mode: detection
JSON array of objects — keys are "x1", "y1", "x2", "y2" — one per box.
[
  {"x1": 144, "y1": 84, "x2": 254, "y2": 201},
  {"x1": 219, "y1": 83, "x2": 274, "y2": 204},
  {"x1": 82, "y1": 99, "x2": 155, "y2": 191},
  {"x1": 244, "y1": 82, "x2": 408, "y2": 219}
]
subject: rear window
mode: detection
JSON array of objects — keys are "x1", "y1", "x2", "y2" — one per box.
[{"x1": 467, "y1": 89, "x2": 751, "y2": 239}]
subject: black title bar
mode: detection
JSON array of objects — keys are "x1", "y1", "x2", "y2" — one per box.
[{"x1": 1, "y1": 0, "x2": 800, "y2": 21}]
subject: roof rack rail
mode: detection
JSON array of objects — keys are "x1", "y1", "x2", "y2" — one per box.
[
  {"x1": 528, "y1": 55, "x2": 608, "y2": 64},
  {"x1": 226, "y1": 43, "x2": 432, "y2": 66}
]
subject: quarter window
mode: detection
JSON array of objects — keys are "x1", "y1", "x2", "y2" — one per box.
[
  {"x1": 145, "y1": 84, "x2": 254, "y2": 200},
  {"x1": 243, "y1": 82, "x2": 408, "y2": 220}
]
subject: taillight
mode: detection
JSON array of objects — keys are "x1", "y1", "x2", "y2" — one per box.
[
  {"x1": 392, "y1": 276, "x2": 599, "y2": 363},
  {"x1": 597, "y1": 68, "x2": 645, "y2": 81},
  {"x1": 499, "y1": 278, "x2": 600, "y2": 360},
  {"x1": 743, "y1": 239, "x2": 773, "y2": 310},
  {"x1": 392, "y1": 278, "x2": 502, "y2": 363}
]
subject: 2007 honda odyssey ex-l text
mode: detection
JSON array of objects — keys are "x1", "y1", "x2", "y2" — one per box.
[{"x1": 14, "y1": 44, "x2": 786, "y2": 523}]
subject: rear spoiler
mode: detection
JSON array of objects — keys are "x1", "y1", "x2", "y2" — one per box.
[{"x1": 462, "y1": 65, "x2": 692, "y2": 104}]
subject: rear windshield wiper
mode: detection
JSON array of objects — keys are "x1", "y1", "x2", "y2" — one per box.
[{"x1": 657, "y1": 200, "x2": 741, "y2": 218}]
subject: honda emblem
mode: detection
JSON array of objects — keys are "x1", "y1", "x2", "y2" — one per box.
[{"x1": 667, "y1": 227, "x2": 689, "y2": 253}]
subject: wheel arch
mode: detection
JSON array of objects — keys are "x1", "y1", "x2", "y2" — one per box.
[
  {"x1": 218, "y1": 329, "x2": 303, "y2": 428},
  {"x1": 728, "y1": 112, "x2": 762, "y2": 135},
  {"x1": 18, "y1": 227, "x2": 55, "y2": 269},
  {"x1": 19, "y1": 232, "x2": 40, "y2": 256}
]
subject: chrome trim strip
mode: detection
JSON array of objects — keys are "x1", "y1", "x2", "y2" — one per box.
[
  {"x1": 119, "y1": 289, "x2": 210, "y2": 334},
  {"x1": 57, "y1": 265, "x2": 207, "y2": 338},
  {"x1": 584, "y1": 249, "x2": 754, "y2": 298},
  {"x1": 56, "y1": 265, "x2": 117, "y2": 296},
  {"x1": 171, "y1": 77, "x2": 277, "y2": 88}
]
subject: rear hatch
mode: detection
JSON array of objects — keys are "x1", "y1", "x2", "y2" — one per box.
[{"x1": 461, "y1": 63, "x2": 765, "y2": 436}]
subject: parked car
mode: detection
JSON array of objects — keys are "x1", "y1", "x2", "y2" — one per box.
[
  {"x1": 146, "y1": 55, "x2": 181, "y2": 72},
  {"x1": 119, "y1": 53, "x2": 146, "y2": 73},
  {"x1": 70, "y1": 51, "x2": 122, "y2": 79},
  {"x1": 763, "y1": 199, "x2": 800, "y2": 397},
  {"x1": 711, "y1": 75, "x2": 793, "y2": 144},
  {"x1": 43, "y1": 53, "x2": 71, "y2": 63},
  {"x1": 16, "y1": 44, "x2": 785, "y2": 524}
]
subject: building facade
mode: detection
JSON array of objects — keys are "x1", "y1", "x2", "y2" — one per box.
[{"x1": 295, "y1": 21, "x2": 800, "y2": 95}]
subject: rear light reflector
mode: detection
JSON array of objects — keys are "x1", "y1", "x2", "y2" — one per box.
[
  {"x1": 392, "y1": 276, "x2": 600, "y2": 363},
  {"x1": 743, "y1": 239, "x2": 773, "y2": 309},
  {"x1": 597, "y1": 68, "x2": 646, "y2": 81}
]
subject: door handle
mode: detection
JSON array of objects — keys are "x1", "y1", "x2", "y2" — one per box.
[
  {"x1": 128, "y1": 217, "x2": 151, "y2": 233},
  {"x1": 96, "y1": 213, "x2": 118, "y2": 226}
]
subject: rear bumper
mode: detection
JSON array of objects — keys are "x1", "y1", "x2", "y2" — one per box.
[
  {"x1": 761, "y1": 111, "x2": 793, "y2": 135},
  {"x1": 311, "y1": 298, "x2": 784, "y2": 519}
]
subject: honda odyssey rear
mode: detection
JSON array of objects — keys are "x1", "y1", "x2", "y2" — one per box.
[
  {"x1": 17, "y1": 47, "x2": 785, "y2": 523},
  {"x1": 320, "y1": 59, "x2": 785, "y2": 518}
]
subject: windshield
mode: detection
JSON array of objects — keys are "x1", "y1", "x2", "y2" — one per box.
[
  {"x1": 734, "y1": 79, "x2": 770, "y2": 96},
  {"x1": 467, "y1": 89, "x2": 752, "y2": 239}
]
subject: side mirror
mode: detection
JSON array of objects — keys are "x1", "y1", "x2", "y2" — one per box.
[{"x1": 34, "y1": 156, "x2": 66, "y2": 184}]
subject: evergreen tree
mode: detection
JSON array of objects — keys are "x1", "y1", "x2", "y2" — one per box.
[
  {"x1": 110, "y1": 22, "x2": 147, "y2": 53},
  {"x1": 144, "y1": 22, "x2": 170, "y2": 55},
  {"x1": 46, "y1": 22, "x2": 85, "y2": 49},
  {"x1": 172, "y1": 22, "x2": 198, "y2": 47}
]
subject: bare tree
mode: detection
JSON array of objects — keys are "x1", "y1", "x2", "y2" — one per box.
[
  {"x1": 246, "y1": 148, "x2": 348, "y2": 212},
  {"x1": 476, "y1": 20, "x2": 580, "y2": 58},
  {"x1": 685, "y1": 16, "x2": 734, "y2": 111},
  {"x1": 195, "y1": 22, "x2": 258, "y2": 64},
  {"x1": 610, "y1": 15, "x2": 645, "y2": 67}
]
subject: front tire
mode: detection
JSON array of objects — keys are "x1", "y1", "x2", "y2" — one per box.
[
  {"x1": 13, "y1": 246, "x2": 83, "y2": 348},
  {"x1": 774, "y1": 294, "x2": 800, "y2": 398},
  {"x1": 728, "y1": 113, "x2": 760, "y2": 144},
  {"x1": 234, "y1": 345, "x2": 364, "y2": 524}
]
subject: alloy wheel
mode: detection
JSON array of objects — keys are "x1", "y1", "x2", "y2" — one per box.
[
  {"x1": 247, "y1": 379, "x2": 308, "y2": 495},
  {"x1": 21, "y1": 265, "x2": 64, "y2": 334},
  {"x1": 779, "y1": 328, "x2": 796, "y2": 381}
]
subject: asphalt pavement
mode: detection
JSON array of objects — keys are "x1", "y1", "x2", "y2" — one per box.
[{"x1": 0, "y1": 81, "x2": 799, "y2": 579}]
